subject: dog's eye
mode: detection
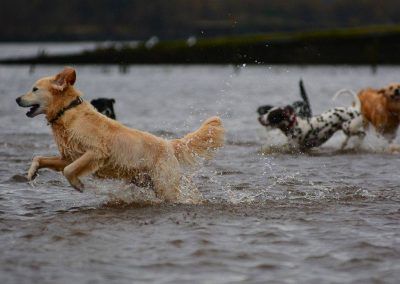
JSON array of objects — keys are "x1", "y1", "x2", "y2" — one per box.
[{"x1": 32, "y1": 87, "x2": 38, "y2": 92}]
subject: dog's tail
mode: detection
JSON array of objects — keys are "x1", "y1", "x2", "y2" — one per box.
[
  {"x1": 299, "y1": 79, "x2": 312, "y2": 116},
  {"x1": 299, "y1": 79, "x2": 310, "y2": 107},
  {"x1": 333, "y1": 89, "x2": 361, "y2": 111},
  {"x1": 170, "y1": 116, "x2": 224, "y2": 166}
]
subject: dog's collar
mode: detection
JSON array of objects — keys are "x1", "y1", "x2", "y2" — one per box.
[
  {"x1": 287, "y1": 115, "x2": 297, "y2": 130},
  {"x1": 48, "y1": 96, "x2": 83, "y2": 125}
]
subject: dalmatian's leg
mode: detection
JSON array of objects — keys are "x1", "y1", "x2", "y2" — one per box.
[
  {"x1": 352, "y1": 131, "x2": 366, "y2": 149},
  {"x1": 342, "y1": 116, "x2": 366, "y2": 150}
]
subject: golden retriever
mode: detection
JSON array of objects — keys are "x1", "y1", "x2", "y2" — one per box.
[
  {"x1": 16, "y1": 67, "x2": 224, "y2": 202},
  {"x1": 358, "y1": 83, "x2": 400, "y2": 142}
]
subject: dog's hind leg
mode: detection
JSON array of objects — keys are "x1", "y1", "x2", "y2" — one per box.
[
  {"x1": 63, "y1": 151, "x2": 103, "y2": 192},
  {"x1": 342, "y1": 118, "x2": 366, "y2": 150},
  {"x1": 354, "y1": 131, "x2": 366, "y2": 149},
  {"x1": 150, "y1": 156, "x2": 181, "y2": 202},
  {"x1": 27, "y1": 156, "x2": 69, "y2": 181}
]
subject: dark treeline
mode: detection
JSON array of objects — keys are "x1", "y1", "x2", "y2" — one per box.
[{"x1": 2, "y1": 0, "x2": 400, "y2": 41}]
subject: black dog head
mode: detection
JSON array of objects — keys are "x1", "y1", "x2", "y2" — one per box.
[
  {"x1": 90, "y1": 98, "x2": 116, "y2": 119},
  {"x1": 258, "y1": 105, "x2": 296, "y2": 132}
]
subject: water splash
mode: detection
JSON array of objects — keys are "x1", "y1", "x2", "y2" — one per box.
[{"x1": 87, "y1": 173, "x2": 205, "y2": 207}]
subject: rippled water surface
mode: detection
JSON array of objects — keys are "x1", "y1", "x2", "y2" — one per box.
[{"x1": 1, "y1": 63, "x2": 400, "y2": 283}]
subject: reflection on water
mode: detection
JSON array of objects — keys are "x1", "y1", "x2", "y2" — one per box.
[{"x1": 1, "y1": 63, "x2": 400, "y2": 283}]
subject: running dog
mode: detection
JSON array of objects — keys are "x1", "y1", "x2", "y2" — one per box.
[
  {"x1": 16, "y1": 67, "x2": 224, "y2": 202},
  {"x1": 257, "y1": 80, "x2": 312, "y2": 118},
  {"x1": 258, "y1": 91, "x2": 365, "y2": 150},
  {"x1": 90, "y1": 98, "x2": 116, "y2": 119},
  {"x1": 358, "y1": 83, "x2": 400, "y2": 143}
]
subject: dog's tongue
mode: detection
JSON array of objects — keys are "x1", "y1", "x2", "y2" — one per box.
[{"x1": 26, "y1": 105, "x2": 39, "y2": 117}]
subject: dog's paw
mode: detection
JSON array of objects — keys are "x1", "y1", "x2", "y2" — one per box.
[
  {"x1": 27, "y1": 158, "x2": 40, "y2": 181},
  {"x1": 27, "y1": 172, "x2": 38, "y2": 181},
  {"x1": 71, "y1": 180, "x2": 85, "y2": 192}
]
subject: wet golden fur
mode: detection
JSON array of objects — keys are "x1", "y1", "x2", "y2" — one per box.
[
  {"x1": 358, "y1": 83, "x2": 400, "y2": 142},
  {"x1": 16, "y1": 67, "x2": 224, "y2": 202}
]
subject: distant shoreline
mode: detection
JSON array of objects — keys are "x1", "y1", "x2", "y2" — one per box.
[{"x1": 2, "y1": 26, "x2": 400, "y2": 65}]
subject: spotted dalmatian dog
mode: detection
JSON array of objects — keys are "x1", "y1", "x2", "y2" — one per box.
[{"x1": 258, "y1": 91, "x2": 365, "y2": 150}]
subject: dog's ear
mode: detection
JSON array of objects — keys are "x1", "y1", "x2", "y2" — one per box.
[
  {"x1": 111, "y1": 99, "x2": 115, "y2": 104},
  {"x1": 284, "y1": 105, "x2": 295, "y2": 114},
  {"x1": 53, "y1": 67, "x2": 76, "y2": 91},
  {"x1": 378, "y1": 89, "x2": 385, "y2": 94},
  {"x1": 257, "y1": 105, "x2": 273, "y2": 115}
]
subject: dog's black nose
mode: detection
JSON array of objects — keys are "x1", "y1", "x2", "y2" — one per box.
[
  {"x1": 16, "y1": 97, "x2": 21, "y2": 105},
  {"x1": 395, "y1": 89, "x2": 400, "y2": 96}
]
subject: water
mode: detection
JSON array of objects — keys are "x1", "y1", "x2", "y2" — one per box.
[
  {"x1": 0, "y1": 41, "x2": 139, "y2": 60},
  {"x1": 1, "y1": 62, "x2": 400, "y2": 283}
]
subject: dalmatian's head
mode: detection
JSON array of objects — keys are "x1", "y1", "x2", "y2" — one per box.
[{"x1": 258, "y1": 105, "x2": 296, "y2": 132}]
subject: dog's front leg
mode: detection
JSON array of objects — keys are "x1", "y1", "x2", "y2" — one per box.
[
  {"x1": 27, "y1": 156, "x2": 69, "y2": 180},
  {"x1": 63, "y1": 151, "x2": 102, "y2": 192}
]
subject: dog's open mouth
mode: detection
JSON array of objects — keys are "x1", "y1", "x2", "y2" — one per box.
[{"x1": 26, "y1": 104, "x2": 40, "y2": 117}]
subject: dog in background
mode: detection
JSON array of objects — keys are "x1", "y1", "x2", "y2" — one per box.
[
  {"x1": 16, "y1": 67, "x2": 224, "y2": 202},
  {"x1": 357, "y1": 83, "x2": 400, "y2": 143},
  {"x1": 258, "y1": 91, "x2": 364, "y2": 150},
  {"x1": 257, "y1": 79, "x2": 312, "y2": 119},
  {"x1": 91, "y1": 98, "x2": 116, "y2": 119}
]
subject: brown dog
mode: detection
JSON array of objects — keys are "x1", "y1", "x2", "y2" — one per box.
[
  {"x1": 16, "y1": 67, "x2": 224, "y2": 202},
  {"x1": 358, "y1": 83, "x2": 400, "y2": 142}
]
